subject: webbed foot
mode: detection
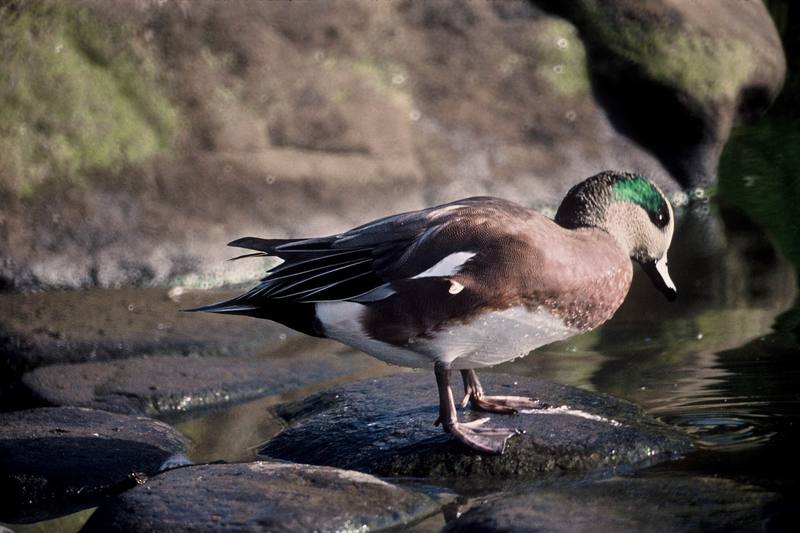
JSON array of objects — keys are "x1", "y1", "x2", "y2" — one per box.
[
  {"x1": 444, "y1": 418, "x2": 522, "y2": 454},
  {"x1": 462, "y1": 393, "x2": 549, "y2": 413},
  {"x1": 434, "y1": 363, "x2": 524, "y2": 454},
  {"x1": 460, "y1": 369, "x2": 548, "y2": 414}
]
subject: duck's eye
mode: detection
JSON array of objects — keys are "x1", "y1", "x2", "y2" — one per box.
[{"x1": 648, "y1": 206, "x2": 669, "y2": 229}]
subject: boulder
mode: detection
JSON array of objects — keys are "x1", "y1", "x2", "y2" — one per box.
[
  {"x1": 259, "y1": 373, "x2": 692, "y2": 479},
  {"x1": 539, "y1": 0, "x2": 786, "y2": 188},
  {"x1": 0, "y1": 407, "x2": 187, "y2": 523},
  {"x1": 81, "y1": 461, "x2": 439, "y2": 532},
  {"x1": 444, "y1": 475, "x2": 782, "y2": 532},
  {"x1": 0, "y1": 288, "x2": 300, "y2": 409},
  {"x1": 0, "y1": 0, "x2": 785, "y2": 289},
  {"x1": 21, "y1": 351, "x2": 380, "y2": 420}
]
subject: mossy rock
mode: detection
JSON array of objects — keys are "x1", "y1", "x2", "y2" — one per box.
[{"x1": 0, "y1": 0, "x2": 178, "y2": 195}]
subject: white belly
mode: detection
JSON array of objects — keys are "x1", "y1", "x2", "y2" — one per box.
[{"x1": 315, "y1": 302, "x2": 578, "y2": 370}]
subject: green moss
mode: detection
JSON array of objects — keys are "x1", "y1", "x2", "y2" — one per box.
[
  {"x1": 573, "y1": 0, "x2": 755, "y2": 102},
  {"x1": 533, "y1": 19, "x2": 591, "y2": 97},
  {"x1": 0, "y1": 1, "x2": 177, "y2": 194},
  {"x1": 349, "y1": 58, "x2": 414, "y2": 109}
]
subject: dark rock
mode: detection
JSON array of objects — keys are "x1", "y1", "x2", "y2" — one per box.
[
  {"x1": 0, "y1": 288, "x2": 299, "y2": 409},
  {"x1": 82, "y1": 460, "x2": 439, "y2": 533},
  {"x1": 0, "y1": 407, "x2": 187, "y2": 523},
  {"x1": 540, "y1": 0, "x2": 786, "y2": 188},
  {"x1": 21, "y1": 351, "x2": 381, "y2": 420},
  {"x1": 444, "y1": 475, "x2": 780, "y2": 532},
  {"x1": 259, "y1": 373, "x2": 692, "y2": 480}
]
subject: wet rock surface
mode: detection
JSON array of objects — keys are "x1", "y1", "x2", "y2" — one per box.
[
  {"x1": 260, "y1": 373, "x2": 692, "y2": 479},
  {"x1": 82, "y1": 460, "x2": 439, "y2": 533},
  {"x1": 0, "y1": 407, "x2": 187, "y2": 524},
  {"x1": 444, "y1": 475, "x2": 782, "y2": 532},
  {"x1": 22, "y1": 351, "x2": 380, "y2": 420},
  {"x1": 0, "y1": 289, "x2": 296, "y2": 407}
]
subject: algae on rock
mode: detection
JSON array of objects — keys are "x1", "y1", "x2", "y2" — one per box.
[{"x1": 0, "y1": 1, "x2": 178, "y2": 195}]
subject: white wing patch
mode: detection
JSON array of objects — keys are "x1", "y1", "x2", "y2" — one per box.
[
  {"x1": 411, "y1": 252, "x2": 476, "y2": 279},
  {"x1": 448, "y1": 280, "x2": 465, "y2": 294}
]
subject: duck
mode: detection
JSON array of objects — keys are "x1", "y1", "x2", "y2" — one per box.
[{"x1": 190, "y1": 170, "x2": 677, "y2": 454}]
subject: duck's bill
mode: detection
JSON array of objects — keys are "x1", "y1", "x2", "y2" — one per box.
[{"x1": 642, "y1": 256, "x2": 677, "y2": 301}]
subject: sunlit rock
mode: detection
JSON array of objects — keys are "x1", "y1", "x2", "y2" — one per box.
[
  {"x1": 259, "y1": 373, "x2": 692, "y2": 480},
  {"x1": 81, "y1": 461, "x2": 439, "y2": 533}
]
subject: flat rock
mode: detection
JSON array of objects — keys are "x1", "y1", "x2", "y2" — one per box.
[
  {"x1": 0, "y1": 288, "x2": 298, "y2": 407},
  {"x1": 21, "y1": 351, "x2": 381, "y2": 420},
  {"x1": 259, "y1": 373, "x2": 692, "y2": 479},
  {"x1": 82, "y1": 460, "x2": 439, "y2": 532},
  {"x1": 0, "y1": 407, "x2": 187, "y2": 523},
  {"x1": 444, "y1": 475, "x2": 781, "y2": 532}
]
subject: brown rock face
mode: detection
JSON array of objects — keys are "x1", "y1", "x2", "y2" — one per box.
[{"x1": 0, "y1": 0, "x2": 785, "y2": 288}]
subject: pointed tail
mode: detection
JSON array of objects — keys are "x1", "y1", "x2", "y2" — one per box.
[{"x1": 182, "y1": 300, "x2": 258, "y2": 315}]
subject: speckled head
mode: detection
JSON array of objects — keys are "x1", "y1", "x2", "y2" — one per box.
[{"x1": 555, "y1": 171, "x2": 677, "y2": 301}]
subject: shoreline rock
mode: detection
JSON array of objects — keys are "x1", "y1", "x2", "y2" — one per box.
[
  {"x1": 444, "y1": 475, "x2": 782, "y2": 532},
  {"x1": 21, "y1": 351, "x2": 382, "y2": 421},
  {"x1": 81, "y1": 460, "x2": 439, "y2": 532},
  {"x1": 0, "y1": 0, "x2": 784, "y2": 291},
  {"x1": 0, "y1": 407, "x2": 187, "y2": 524},
  {"x1": 259, "y1": 372, "x2": 693, "y2": 480}
]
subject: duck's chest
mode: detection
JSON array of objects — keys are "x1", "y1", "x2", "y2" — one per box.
[{"x1": 531, "y1": 253, "x2": 634, "y2": 332}]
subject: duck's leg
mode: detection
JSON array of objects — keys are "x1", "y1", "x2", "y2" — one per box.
[
  {"x1": 433, "y1": 361, "x2": 520, "y2": 454},
  {"x1": 460, "y1": 369, "x2": 548, "y2": 413}
]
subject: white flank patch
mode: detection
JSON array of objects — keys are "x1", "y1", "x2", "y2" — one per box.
[
  {"x1": 520, "y1": 405, "x2": 622, "y2": 427},
  {"x1": 412, "y1": 252, "x2": 476, "y2": 279},
  {"x1": 315, "y1": 301, "x2": 435, "y2": 368}
]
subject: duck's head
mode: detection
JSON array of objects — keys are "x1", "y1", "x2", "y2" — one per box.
[{"x1": 555, "y1": 171, "x2": 677, "y2": 301}]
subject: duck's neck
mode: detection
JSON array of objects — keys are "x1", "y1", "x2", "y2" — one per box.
[{"x1": 555, "y1": 201, "x2": 635, "y2": 259}]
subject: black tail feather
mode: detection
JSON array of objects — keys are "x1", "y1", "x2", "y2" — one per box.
[
  {"x1": 184, "y1": 297, "x2": 323, "y2": 337},
  {"x1": 182, "y1": 300, "x2": 257, "y2": 314},
  {"x1": 228, "y1": 237, "x2": 297, "y2": 252},
  {"x1": 228, "y1": 236, "x2": 338, "y2": 253}
]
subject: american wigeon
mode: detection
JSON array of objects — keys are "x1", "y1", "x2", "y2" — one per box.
[{"x1": 191, "y1": 171, "x2": 677, "y2": 453}]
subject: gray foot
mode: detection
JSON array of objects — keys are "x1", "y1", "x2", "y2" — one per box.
[
  {"x1": 463, "y1": 394, "x2": 549, "y2": 414},
  {"x1": 460, "y1": 369, "x2": 549, "y2": 414},
  {"x1": 435, "y1": 363, "x2": 523, "y2": 454},
  {"x1": 444, "y1": 418, "x2": 522, "y2": 454}
]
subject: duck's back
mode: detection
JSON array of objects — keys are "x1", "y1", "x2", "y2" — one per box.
[{"x1": 328, "y1": 203, "x2": 633, "y2": 368}]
